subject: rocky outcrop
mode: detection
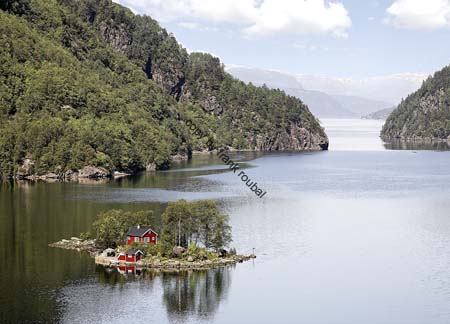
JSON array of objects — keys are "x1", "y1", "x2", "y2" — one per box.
[
  {"x1": 49, "y1": 237, "x2": 100, "y2": 256},
  {"x1": 16, "y1": 157, "x2": 35, "y2": 179},
  {"x1": 199, "y1": 94, "x2": 223, "y2": 114},
  {"x1": 78, "y1": 166, "x2": 110, "y2": 178},
  {"x1": 172, "y1": 246, "x2": 186, "y2": 258},
  {"x1": 170, "y1": 154, "x2": 188, "y2": 162},
  {"x1": 98, "y1": 20, "x2": 131, "y2": 53},
  {"x1": 146, "y1": 162, "x2": 156, "y2": 171},
  {"x1": 418, "y1": 88, "x2": 446, "y2": 114},
  {"x1": 252, "y1": 124, "x2": 328, "y2": 151}
]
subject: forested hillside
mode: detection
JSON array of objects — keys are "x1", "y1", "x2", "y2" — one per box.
[
  {"x1": 0, "y1": 0, "x2": 328, "y2": 179},
  {"x1": 382, "y1": 65, "x2": 450, "y2": 139}
]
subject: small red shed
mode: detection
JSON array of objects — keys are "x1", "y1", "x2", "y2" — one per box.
[
  {"x1": 118, "y1": 249, "x2": 144, "y2": 263},
  {"x1": 126, "y1": 225, "x2": 158, "y2": 245}
]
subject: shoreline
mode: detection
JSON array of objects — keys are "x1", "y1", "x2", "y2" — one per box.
[
  {"x1": 381, "y1": 135, "x2": 450, "y2": 143},
  {"x1": 94, "y1": 254, "x2": 255, "y2": 271},
  {"x1": 49, "y1": 237, "x2": 255, "y2": 271},
  {"x1": 2, "y1": 145, "x2": 329, "y2": 182}
]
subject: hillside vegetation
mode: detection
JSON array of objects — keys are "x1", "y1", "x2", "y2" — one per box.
[
  {"x1": 0, "y1": 0, "x2": 327, "y2": 179},
  {"x1": 382, "y1": 66, "x2": 450, "y2": 139}
]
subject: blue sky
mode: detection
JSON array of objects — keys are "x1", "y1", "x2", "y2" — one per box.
[{"x1": 114, "y1": 0, "x2": 450, "y2": 77}]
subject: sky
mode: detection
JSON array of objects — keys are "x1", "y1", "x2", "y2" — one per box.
[{"x1": 112, "y1": 0, "x2": 450, "y2": 78}]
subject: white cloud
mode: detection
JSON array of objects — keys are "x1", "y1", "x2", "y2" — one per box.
[
  {"x1": 243, "y1": 0, "x2": 351, "y2": 38},
  {"x1": 386, "y1": 0, "x2": 450, "y2": 30},
  {"x1": 113, "y1": 0, "x2": 351, "y2": 38},
  {"x1": 177, "y1": 21, "x2": 199, "y2": 29}
]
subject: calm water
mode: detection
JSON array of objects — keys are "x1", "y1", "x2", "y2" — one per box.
[{"x1": 2, "y1": 119, "x2": 450, "y2": 323}]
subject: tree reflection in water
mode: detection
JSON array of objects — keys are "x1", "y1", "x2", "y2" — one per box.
[
  {"x1": 161, "y1": 267, "x2": 233, "y2": 321},
  {"x1": 95, "y1": 264, "x2": 233, "y2": 321},
  {"x1": 384, "y1": 139, "x2": 450, "y2": 150}
]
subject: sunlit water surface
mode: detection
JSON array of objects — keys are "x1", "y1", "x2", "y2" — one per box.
[{"x1": 2, "y1": 119, "x2": 450, "y2": 323}]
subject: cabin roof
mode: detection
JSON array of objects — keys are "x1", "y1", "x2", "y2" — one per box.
[{"x1": 126, "y1": 226, "x2": 157, "y2": 237}]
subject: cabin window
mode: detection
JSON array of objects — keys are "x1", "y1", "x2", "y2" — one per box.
[
  {"x1": 144, "y1": 237, "x2": 149, "y2": 243},
  {"x1": 152, "y1": 237, "x2": 155, "y2": 241},
  {"x1": 134, "y1": 237, "x2": 139, "y2": 242}
]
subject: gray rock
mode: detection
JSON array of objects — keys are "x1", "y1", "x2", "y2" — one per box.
[
  {"x1": 171, "y1": 154, "x2": 188, "y2": 162},
  {"x1": 16, "y1": 158, "x2": 35, "y2": 178},
  {"x1": 78, "y1": 166, "x2": 109, "y2": 178},
  {"x1": 64, "y1": 170, "x2": 78, "y2": 180},
  {"x1": 172, "y1": 246, "x2": 186, "y2": 258},
  {"x1": 146, "y1": 162, "x2": 156, "y2": 171}
]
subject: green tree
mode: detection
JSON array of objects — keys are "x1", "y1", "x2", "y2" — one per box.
[
  {"x1": 92, "y1": 209, "x2": 154, "y2": 248},
  {"x1": 161, "y1": 199, "x2": 232, "y2": 250}
]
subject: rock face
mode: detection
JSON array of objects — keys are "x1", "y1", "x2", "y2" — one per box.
[
  {"x1": 98, "y1": 20, "x2": 131, "y2": 53},
  {"x1": 382, "y1": 65, "x2": 450, "y2": 140},
  {"x1": 78, "y1": 166, "x2": 110, "y2": 178},
  {"x1": 252, "y1": 124, "x2": 328, "y2": 151},
  {"x1": 16, "y1": 158, "x2": 35, "y2": 178},
  {"x1": 87, "y1": 2, "x2": 188, "y2": 100}
]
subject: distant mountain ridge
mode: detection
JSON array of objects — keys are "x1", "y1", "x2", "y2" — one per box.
[
  {"x1": 362, "y1": 107, "x2": 395, "y2": 120},
  {"x1": 226, "y1": 66, "x2": 398, "y2": 118}
]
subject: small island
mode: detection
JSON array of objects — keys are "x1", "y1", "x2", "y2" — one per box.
[{"x1": 50, "y1": 200, "x2": 255, "y2": 271}]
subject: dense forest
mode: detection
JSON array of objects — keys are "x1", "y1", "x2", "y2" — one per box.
[
  {"x1": 382, "y1": 65, "x2": 450, "y2": 139},
  {"x1": 0, "y1": 0, "x2": 328, "y2": 179}
]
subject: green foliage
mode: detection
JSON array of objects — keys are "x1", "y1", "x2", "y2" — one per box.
[
  {"x1": 161, "y1": 199, "x2": 232, "y2": 251},
  {"x1": 382, "y1": 65, "x2": 450, "y2": 139},
  {"x1": 92, "y1": 209, "x2": 154, "y2": 248},
  {"x1": 184, "y1": 242, "x2": 218, "y2": 261},
  {"x1": 0, "y1": 0, "x2": 326, "y2": 178},
  {"x1": 79, "y1": 231, "x2": 91, "y2": 240},
  {"x1": 0, "y1": 4, "x2": 186, "y2": 176}
]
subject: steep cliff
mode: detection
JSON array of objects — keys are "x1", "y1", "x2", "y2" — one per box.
[{"x1": 382, "y1": 65, "x2": 450, "y2": 140}]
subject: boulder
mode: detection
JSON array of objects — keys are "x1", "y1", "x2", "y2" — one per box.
[
  {"x1": 78, "y1": 166, "x2": 109, "y2": 178},
  {"x1": 16, "y1": 158, "x2": 35, "y2": 178},
  {"x1": 64, "y1": 170, "x2": 78, "y2": 180},
  {"x1": 146, "y1": 162, "x2": 156, "y2": 171},
  {"x1": 218, "y1": 249, "x2": 228, "y2": 257},
  {"x1": 41, "y1": 172, "x2": 59, "y2": 179},
  {"x1": 187, "y1": 256, "x2": 194, "y2": 262},
  {"x1": 171, "y1": 154, "x2": 188, "y2": 162},
  {"x1": 172, "y1": 246, "x2": 186, "y2": 258}
]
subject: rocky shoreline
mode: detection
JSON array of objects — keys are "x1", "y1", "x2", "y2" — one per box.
[
  {"x1": 95, "y1": 254, "x2": 255, "y2": 271},
  {"x1": 48, "y1": 237, "x2": 101, "y2": 256},
  {"x1": 49, "y1": 237, "x2": 255, "y2": 270}
]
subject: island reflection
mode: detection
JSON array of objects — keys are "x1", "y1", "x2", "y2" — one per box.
[{"x1": 94, "y1": 265, "x2": 233, "y2": 322}]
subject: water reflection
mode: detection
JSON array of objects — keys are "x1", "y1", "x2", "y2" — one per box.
[
  {"x1": 162, "y1": 267, "x2": 232, "y2": 322},
  {"x1": 95, "y1": 265, "x2": 233, "y2": 321},
  {"x1": 384, "y1": 138, "x2": 450, "y2": 151}
]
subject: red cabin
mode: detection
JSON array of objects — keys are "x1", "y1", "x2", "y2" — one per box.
[
  {"x1": 117, "y1": 249, "x2": 144, "y2": 263},
  {"x1": 126, "y1": 225, "x2": 158, "y2": 245}
]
